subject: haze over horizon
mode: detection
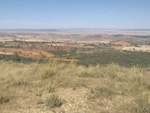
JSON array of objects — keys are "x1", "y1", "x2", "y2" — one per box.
[{"x1": 0, "y1": 0, "x2": 150, "y2": 29}]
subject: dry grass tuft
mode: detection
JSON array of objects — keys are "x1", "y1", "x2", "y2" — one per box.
[
  {"x1": 34, "y1": 89, "x2": 42, "y2": 97},
  {"x1": 45, "y1": 93, "x2": 62, "y2": 108},
  {"x1": 46, "y1": 81, "x2": 56, "y2": 93},
  {"x1": 0, "y1": 85, "x2": 13, "y2": 104}
]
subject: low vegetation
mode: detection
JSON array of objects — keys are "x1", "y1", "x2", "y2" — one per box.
[
  {"x1": 13, "y1": 78, "x2": 28, "y2": 85},
  {"x1": 0, "y1": 86, "x2": 12, "y2": 104},
  {"x1": 46, "y1": 81, "x2": 56, "y2": 93},
  {"x1": 36, "y1": 98, "x2": 43, "y2": 104},
  {"x1": 2, "y1": 31, "x2": 150, "y2": 112},
  {"x1": 76, "y1": 48, "x2": 150, "y2": 67},
  {"x1": 135, "y1": 94, "x2": 150, "y2": 113},
  {"x1": 2, "y1": 46, "x2": 150, "y2": 68},
  {"x1": 41, "y1": 62, "x2": 56, "y2": 79},
  {"x1": 89, "y1": 85, "x2": 115, "y2": 99},
  {"x1": 45, "y1": 93, "x2": 62, "y2": 108},
  {"x1": 1, "y1": 60, "x2": 150, "y2": 112},
  {"x1": 34, "y1": 90, "x2": 42, "y2": 97},
  {"x1": 0, "y1": 54, "x2": 34, "y2": 62}
]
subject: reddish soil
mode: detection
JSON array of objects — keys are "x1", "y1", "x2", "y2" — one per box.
[
  {"x1": 111, "y1": 41, "x2": 131, "y2": 46},
  {"x1": 19, "y1": 43, "x2": 70, "y2": 51},
  {"x1": 0, "y1": 47, "x2": 78, "y2": 62}
]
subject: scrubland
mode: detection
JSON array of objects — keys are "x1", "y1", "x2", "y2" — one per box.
[
  {"x1": 1, "y1": 61, "x2": 150, "y2": 113},
  {"x1": 1, "y1": 31, "x2": 150, "y2": 113}
]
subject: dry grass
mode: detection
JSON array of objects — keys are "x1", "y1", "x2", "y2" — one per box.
[
  {"x1": 45, "y1": 93, "x2": 62, "y2": 108},
  {"x1": 0, "y1": 85, "x2": 12, "y2": 104},
  {"x1": 1, "y1": 61, "x2": 150, "y2": 112}
]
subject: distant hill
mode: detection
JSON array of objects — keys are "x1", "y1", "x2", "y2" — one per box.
[
  {"x1": 0, "y1": 28, "x2": 150, "y2": 32},
  {"x1": 0, "y1": 29, "x2": 59, "y2": 32}
]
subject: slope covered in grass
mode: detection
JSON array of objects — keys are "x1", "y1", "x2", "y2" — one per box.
[{"x1": 0, "y1": 61, "x2": 150, "y2": 113}]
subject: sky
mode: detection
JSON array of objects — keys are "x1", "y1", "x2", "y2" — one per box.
[{"x1": 0, "y1": 0, "x2": 150, "y2": 29}]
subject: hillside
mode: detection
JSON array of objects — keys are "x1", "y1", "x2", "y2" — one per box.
[{"x1": 1, "y1": 61, "x2": 150, "y2": 113}]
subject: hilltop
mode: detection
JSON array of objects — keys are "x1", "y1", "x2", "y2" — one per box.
[{"x1": 1, "y1": 61, "x2": 150, "y2": 113}]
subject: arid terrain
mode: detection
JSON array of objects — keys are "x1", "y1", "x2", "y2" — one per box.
[
  {"x1": 1, "y1": 30, "x2": 150, "y2": 113},
  {"x1": 1, "y1": 0, "x2": 150, "y2": 112},
  {"x1": 1, "y1": 61, "x2": 150, "y2": 113},
  {"x1": 0, "y1": 30, "x2": 150, "y2": 62}
]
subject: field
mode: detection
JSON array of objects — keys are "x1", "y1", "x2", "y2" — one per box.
[
  {"x1": 1, "y1": 30, "x2": 150, "y2": 113},
  {"x1": 122, "y1": 45, "x2": 150, "y2": 52}
]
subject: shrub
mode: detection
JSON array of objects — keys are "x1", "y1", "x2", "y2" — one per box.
[
  {"x1": 41, "y1": 67, "x2": 55, "y2": 79},
  {"x1": 45, "y1": 93, "x2": 62, "y2": 108},
  {"x1": 0, "y1": 93, "x2": 10, "y2": 104},
  {"x1": 11, "y1": 53, "x2": 21, "y2": 62},
  {"x1": 90, "y1": 86, "x2": 115, "y2": 99},
  {"x1": 78, "y1": 70, "x2": 93, "y2": 77},
  {"x1": 0, "y1": 87, "x2": 12, "y2": 104},
  {"x1": 13, "y1": 79, "x2": 28, "y2": 85},
  {"x1": 46, "y1": 81, "x2": 56, "y2": 93},
  {"x1": 34, "y1": 90, "x2": 42, "y2": 97},
  {"x1": 78, "y1": 66, "x2": 94, "y2": 77},
  {"x1": 36, "y1": 98, "x2": 43, "y2": 104},
  {"x1": 136, "y1": 94, "x2": 150, "y2": 113}
]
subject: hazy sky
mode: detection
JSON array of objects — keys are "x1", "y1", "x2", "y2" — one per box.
[{"x1": 0, "y1": 0, "x2": 150, "y2": 29}]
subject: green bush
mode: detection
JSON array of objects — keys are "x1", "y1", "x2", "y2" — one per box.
[{"x1": 11, "y1": 53, "x2": 21, "y2": 62}]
